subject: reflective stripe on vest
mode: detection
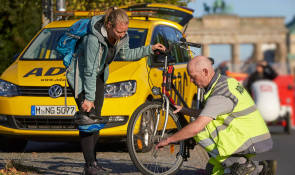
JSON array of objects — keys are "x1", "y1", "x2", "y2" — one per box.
[
  {"x1": 196, "y1": 105, "x2": 258, "y2": 153},
  {"x1": 211, "y1": 105, "x2": 257, "y2": 139}
]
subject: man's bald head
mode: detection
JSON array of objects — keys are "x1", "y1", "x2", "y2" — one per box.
[
  {"x1": 188, "y1": 56, "x2": 214, "y2": 74},
  {"x1": 187, "y1": 56, "x2": 215, "y2": 88}
]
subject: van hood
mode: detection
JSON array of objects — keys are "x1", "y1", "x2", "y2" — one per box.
[
  {"x1": 1, "y1": 60, "x2": 67, "y2": 86},
  {"x1": 107, "y1": 59, "x2": 147, "y2": 84},
  {"x1": 0, "y1": 59, "x2": 147, "y2": 87}
]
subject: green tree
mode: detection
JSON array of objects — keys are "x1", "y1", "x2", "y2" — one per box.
[
  {"x1": 0, "y1": 0, "x2": 42, "y2": 74},
  {"x1": 64, "y1": 0, "x2": 190, "y2": 11}
]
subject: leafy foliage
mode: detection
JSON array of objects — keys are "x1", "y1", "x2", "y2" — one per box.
[
  {"x1": 64, "y1": 0, "x2": 191, "y2": 11},
  {"x1": 0, "y1": 159, "x2": 40, "y2": 175},
  {"x1": 0, "y1": 0, "x2": 42, "y2": 74}
]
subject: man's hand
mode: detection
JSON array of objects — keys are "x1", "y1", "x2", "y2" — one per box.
[
  {"x1": 81, "y1": 99, "x2": 95, "y2": 112},
  {"x1": 152, "y1": 43, "x2": 166, "y2": 52},
  {"x1": 155, "y1": 138, "x2": 170, "y2": 150},
  {"x1": 173, "y1": 105, "x2": 183, "y2": 114}
]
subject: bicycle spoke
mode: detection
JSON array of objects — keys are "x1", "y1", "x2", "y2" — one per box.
[{"x1": 127, "y1": 101, "x2": 184, "y2": 175}]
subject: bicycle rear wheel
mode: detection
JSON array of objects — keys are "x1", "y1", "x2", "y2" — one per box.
[{"x1": 127, "y1": 101, "x2": 184, "y2": 175}]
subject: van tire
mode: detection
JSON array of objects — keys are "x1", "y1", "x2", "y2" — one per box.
[{"x1": 0, "y1": 136, "x2": 27, "y2": 152}]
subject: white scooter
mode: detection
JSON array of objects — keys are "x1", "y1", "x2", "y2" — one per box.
[{"x1": 251, "y1": 80, "x2": 291, "y2": 134}]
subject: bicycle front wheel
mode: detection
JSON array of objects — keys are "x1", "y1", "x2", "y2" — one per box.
[{"x1": 127, "y1": 101, "x2": 184, "y2": 175}]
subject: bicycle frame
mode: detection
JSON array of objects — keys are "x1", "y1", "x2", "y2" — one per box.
[{"x1": 153, "y1": 53, "x2": 197, "y2": 161}]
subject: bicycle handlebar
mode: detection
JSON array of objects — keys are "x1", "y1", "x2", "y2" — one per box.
[
  {"x1": 181, "y1": 41, "x2": 202, "y2": 48},
  {"x1": 179, "y1": 37, "x2": 202, "y2": 48},
  {"x1": 154, "y1": 40, "x2": 202, "y2": 56}
]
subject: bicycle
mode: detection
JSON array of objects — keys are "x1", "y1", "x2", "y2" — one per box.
[{"x1": 126, "y1": 39, "x2": 203, "y2": 175}]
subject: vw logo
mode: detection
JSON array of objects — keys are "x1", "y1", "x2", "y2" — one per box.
[{"x1": 48, "y1": 85, "x2": 63, "y2": 98}]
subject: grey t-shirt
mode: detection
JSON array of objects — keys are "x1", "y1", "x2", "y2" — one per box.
[
  {"x1": 200, "y1": 96, "x2": 234, "y2": 119},
  {"x1": 180, "y1": 73, "x2": 234, "y2": 119}
]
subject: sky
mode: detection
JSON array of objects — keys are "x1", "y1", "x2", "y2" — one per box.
[{"x1": 187, "y1": 0, "x2": 295, "y2": 67}]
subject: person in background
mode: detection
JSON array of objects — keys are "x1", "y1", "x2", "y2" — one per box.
[
  {"x1": 66, "y1": 7, "x2": 165, "y2": 175},
  {"x1": 245, "y1": 60, "x2": 278, "y2": 93},
  {"x1": 215, "y1": 60, "x2": 229, "y2": 75},
  {"x1": 156, "y1": 56, "x2": 272, "y2": 175}
]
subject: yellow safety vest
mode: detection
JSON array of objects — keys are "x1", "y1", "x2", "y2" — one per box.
[{"x1": 194, "y1": 73, "x2": 272, "y2": 174}]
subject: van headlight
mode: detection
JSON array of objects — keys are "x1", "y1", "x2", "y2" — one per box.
[
  {"x1": 0, "y1": 79, "x2": 19, "y2": 97},
  {"x1": 104, "y1": 80, "x2": 136, "y2": 98}
]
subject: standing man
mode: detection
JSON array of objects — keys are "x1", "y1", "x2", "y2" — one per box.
[
  {"x1": 156, "y1": 56, "x2": 272, "y2": 175},
  {"x1": 67, "y1": 7, "x2": 165, "y2": 175}
]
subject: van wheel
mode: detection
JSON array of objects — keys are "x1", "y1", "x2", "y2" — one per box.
[{"x1": 0, "y1": 136, "x2": 27, "y2": 152}]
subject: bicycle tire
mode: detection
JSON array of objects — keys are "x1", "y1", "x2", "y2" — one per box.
[{"x1": 127, "y1": 101, "x2": 184, "y2": 175}]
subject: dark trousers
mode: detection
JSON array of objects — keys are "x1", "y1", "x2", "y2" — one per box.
[{"x1": 69, "y1": 74, "x2": 105, "y2": 165}]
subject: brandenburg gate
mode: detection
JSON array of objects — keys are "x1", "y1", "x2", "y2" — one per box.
[{"x1": 186, "y1": 15, "x2": 288, "y2": 72}]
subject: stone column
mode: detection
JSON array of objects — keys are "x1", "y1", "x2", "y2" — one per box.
[
  {"x1": 231, "y1": 44, "x2": 240, "y2": 72},
  {"x1": 275, "y1": 42, "x2": 287, "y2": 63},
  {"x1": 202, "y1": 44, "x2": 209, "y2": 57},
  {"x1": 275, "y1": 42, "x2": 288, "y2": 74},
  {"x1": 253, "y1": 43, "x2": 263, "y2": 62}
]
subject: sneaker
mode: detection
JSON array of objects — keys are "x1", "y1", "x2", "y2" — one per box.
[
  {"x1": 259, "y1": 160, "x2": 274, "y2": 175},
  {"x1": 74, "y1": 112, "x2": 109, "y2": 125},
  {"x1": 230, "y1": 160, "x2": 256, "y2": 175},
  {"x1": 82, "y1": 162, "x2": 110, "y2": 175},
  {"x1": 95, "y1": 161, "x2": 111, "y2": 173}
]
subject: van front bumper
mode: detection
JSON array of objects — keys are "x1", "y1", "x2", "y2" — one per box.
[{"x1": 0, "y1": 114, "x2": 129, "y2": 138}]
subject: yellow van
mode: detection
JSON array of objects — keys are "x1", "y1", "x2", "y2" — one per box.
[{"x1": 0, "y1": 4, "x2": 197, "y2": 151}]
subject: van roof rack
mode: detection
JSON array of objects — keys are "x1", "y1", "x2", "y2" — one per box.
[
  {"x1": 54, "y1": 11, "x2": 105, "y2": 17},
  {"x1": 54, "y1": 3, "x2": 194, "y2": 25},
  {"x1": 54, "y1": 10, "x2": 153, "y2": 21}
]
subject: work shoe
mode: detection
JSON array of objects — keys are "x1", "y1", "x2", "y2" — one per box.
[
  {"x1": 82, "y1": 161, "x2": 110, "y2": 175},
  {"x1": 74, "y1": 111, "x2": 109, "y2": 125},
  {"x1": 230, "y1": 160, "x2": 256, "y2": 175},
  {"x1": 259, "y1": 160, "x2": 274, "y2": 175}
]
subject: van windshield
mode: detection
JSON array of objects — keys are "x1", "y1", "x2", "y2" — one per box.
[{"x1": 21, "y1": 28, "x2": 147, "y2": 60}]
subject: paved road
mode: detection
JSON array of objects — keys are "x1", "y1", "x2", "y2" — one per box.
[
  {"x1": 0, "y1": 140, "x2": 209, "y2": 175},
  {"x1": 0, "y1": 127, "x2": 294, "y2": 175},
  {"x1": 254, "y1": 127, "x2": 295, "y2": 175}
]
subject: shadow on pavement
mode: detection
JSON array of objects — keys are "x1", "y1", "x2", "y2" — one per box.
[{"x1": 23, "y1": 139, "x2": 128, "y2": 153}]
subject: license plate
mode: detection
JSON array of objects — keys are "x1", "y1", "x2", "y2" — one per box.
[{"x1": 31, "y1": 105, "x2": 76, "y2": 116}]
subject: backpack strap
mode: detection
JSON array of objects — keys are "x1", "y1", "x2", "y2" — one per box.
[
  {"x1": 64, "y1": 68, "x2": 69, "y2": 108},
  {"x1": 74, "y1": 53, "x2": 79, "y2": 99},
  {"x1": 64, "y1": 54, "x2": 78, "y2": 109}
]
